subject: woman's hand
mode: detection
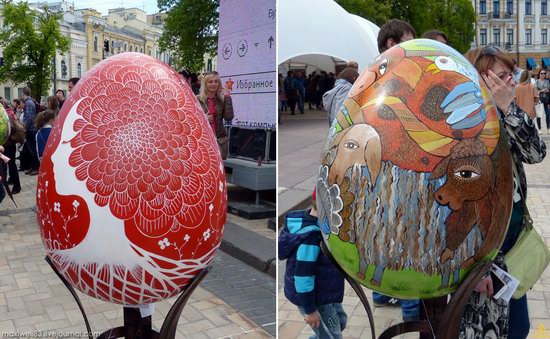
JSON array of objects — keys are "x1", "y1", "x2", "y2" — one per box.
[
  {"x1": 482, "y1": 70, "x2": 514, "y2": 113},
  {"x1": 475, "y1": 274, "x2": 494, "y2": 297},
  {"x1": 206, "y1": 113, "x2": 214, "y2": 123}
]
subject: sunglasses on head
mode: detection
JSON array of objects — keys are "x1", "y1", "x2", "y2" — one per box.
[{"x1": 480, "y1": 45, "x2": 503, "y2": 56}]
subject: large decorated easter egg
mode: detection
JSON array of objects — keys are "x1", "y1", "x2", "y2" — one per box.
[
  {"x1": 317, "y1": 39, "x2": 513, "y2": 299},
  {"x1": 0, "y1": 104, "x2": 10, "y2": 145},
  {"x1": 37, "y1": 53, "x2": 227, "y2": 305}
]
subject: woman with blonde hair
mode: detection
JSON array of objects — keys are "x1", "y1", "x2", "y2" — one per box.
[
  {"x1": 514, "y1": 70, "x2": 538, "y2": 120},
  {"x1": 197, "y1": 72, "x2": 234, "y2": 159}
]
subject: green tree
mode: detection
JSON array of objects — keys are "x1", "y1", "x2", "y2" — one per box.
[
  {"x1": 0, "y1": 1, "x2": 70, "y2": 100},
  {"x1": 337, "y1": 0, "x2": 475, "y2": 54},
  {"x1": 158, "y1": 0, "x2": 219, "y2": 72},
  {"x1": 407, "y1": 0, "x2": 475, "y2": 53},
  {"x1": 334, "y1": 0, "x2": 391, "y2": 26}
]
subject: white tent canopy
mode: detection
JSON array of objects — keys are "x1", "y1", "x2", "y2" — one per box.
[
  {"x1": 278, "y1": 54, "x2": 347, "y2": 76},
  {"x1": 278, "y1": 0, "x2": 380, "y2": 73}
]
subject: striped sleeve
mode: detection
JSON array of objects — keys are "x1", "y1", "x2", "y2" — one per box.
[{"x1": 294, "y1": 234, "x2": 321, "y2": 314}]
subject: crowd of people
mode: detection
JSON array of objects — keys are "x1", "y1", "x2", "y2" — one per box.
[
  {"x1": 280, "y1": 17, "x2": 545, "y2": 339},
  {"x1": 0, "y1": 77, "x2": 79, "y2": 199}
]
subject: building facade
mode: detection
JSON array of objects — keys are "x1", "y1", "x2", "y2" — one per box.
[
  {"x1": 472, "y1": 0, "x2": 550, "y2": 70},
  {"x1": 0, "y1": 1, "x2": 174, "y2": 101}
]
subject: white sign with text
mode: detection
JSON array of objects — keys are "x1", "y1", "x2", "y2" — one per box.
[{"x1": 217, "y1": 0, "x2": 276, "y2": 129}]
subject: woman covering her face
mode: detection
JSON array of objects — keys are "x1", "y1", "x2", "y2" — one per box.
[
  {"x1": 196, "y1": 72, "x2": 234, "y2": 160},
  {"x1": 465, "y1": 45, "x2": 546, "y2": 338}
]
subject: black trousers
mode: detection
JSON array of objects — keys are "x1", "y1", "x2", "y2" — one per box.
[
  {"x1": 25, "y1": 130, "x2": 40, "y2": 170},
  {"x1": 286, "y1": 90, "x2": 297, "y2": 114},
  {"x1": 3, "y1": 143, "x2": 20, "y2": 189}
]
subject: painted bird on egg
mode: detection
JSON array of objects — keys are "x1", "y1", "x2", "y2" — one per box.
[
  {"x1": 318, "y1": 39, "x2": 513, "y2": 299},
  {"x1": 37, "y1": 53, "x2": 227, "y2": 305}
]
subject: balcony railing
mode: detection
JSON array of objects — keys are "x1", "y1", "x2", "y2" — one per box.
[
  {"x1": 488, "y1": 11, "x2": 515, "y2": 20},
  {"x1": 505, "y1": 43, "x2": 513, "y2": 50}
]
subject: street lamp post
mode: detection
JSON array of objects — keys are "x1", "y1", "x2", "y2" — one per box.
[
  {"x1": 53, "y1": 53, "x2": 57, "y2": 94},
  {"x1": 516, "y1": 0, "x2": 520, "y2": 63}
]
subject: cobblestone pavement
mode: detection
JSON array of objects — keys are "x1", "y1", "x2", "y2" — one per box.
[
  {"x1": 0, "y1": 173, "x2": 273, "y2": 339},
  {"x1": 278, "y1": 132, "x2": 550, "y2": 338}
]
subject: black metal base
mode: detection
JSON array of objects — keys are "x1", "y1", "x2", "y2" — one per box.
[
  {"x1": 45, "y1": 256, "x2": 211, "y2": 339},
  {"x1": 319, "y1": 242, "x2": 492, "y2": 338},
  {"x1": 267, "y1": 218, "x2": 276, "y2": 231},
  {"x1": 227, "y1": 200, "x2": 276, "y2": 219}
]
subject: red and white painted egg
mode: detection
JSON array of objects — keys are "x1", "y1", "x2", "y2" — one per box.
[{"x1": 37, "y1": 53, "x2": 227, "y2": 305}]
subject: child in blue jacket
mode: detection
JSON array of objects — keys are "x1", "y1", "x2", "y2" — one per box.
[{"x1": 279, "y1": 192, "x2": 347, "y2": 338}]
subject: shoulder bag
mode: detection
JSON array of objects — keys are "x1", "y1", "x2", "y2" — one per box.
[{"x1": 504, "y1": 161, "x2": 550, "y2": 299}]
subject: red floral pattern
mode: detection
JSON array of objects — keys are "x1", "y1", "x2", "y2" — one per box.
[
  {"x1": 69, "y1": 58, "x2": 219, "y2": 236},
  {"x1": 37, "y1": 53, "x2": 227, "y2": 305}
]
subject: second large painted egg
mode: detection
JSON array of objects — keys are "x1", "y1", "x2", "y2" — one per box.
[
  {"x1": 318, "y1": 39, "x2": 513, "y2": 299},
  {"x1": 0, "y1": 105, "x2": 10, "y2": 145},
  {"x1": 37, "y1": 53, "x2": 227, "y2": 305}
]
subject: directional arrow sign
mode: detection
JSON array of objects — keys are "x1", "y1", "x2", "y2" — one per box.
[{"x1": 268, "y1": 36, "x2": 274, "y2": 49}]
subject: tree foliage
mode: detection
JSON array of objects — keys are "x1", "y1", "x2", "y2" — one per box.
[
  {"x1": 0, "y1": 1, "x2": 70, "y2": 100},
  {"x1": 334, "y1": 0, "x2": 391, "y2": 26},
  {"x1": 336, "y1": 0, "x2": 475, "y2": 53},
  {"x1": 158, "y1": 0, "x2": 219, "y2": 72}
]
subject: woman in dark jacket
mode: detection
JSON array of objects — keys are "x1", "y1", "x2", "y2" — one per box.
[
  {"x1": 469, "y1": 45, "x2": 546, "y2": 339},
  {"x1": 197, "y1": 72, "x2": 234, "y2": 159}
]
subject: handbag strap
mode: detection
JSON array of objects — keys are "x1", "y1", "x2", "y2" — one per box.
[{"x1": 511, "y1": 159, "x2": 533, "y2": 230}]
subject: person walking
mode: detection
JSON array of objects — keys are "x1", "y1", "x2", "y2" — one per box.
[
  {"x1": 1, "y1": 99, "x2": 20, "y2": 194},
  {"x1": 21, "y1": 87, "x2": 39, "y2": 176},
  {"x1": 536, "y1": 70, "x2": 550, "y2": 133},
  {"x1": 514, "y1": 70, "x2": 538, "y2": 120},
  {"x1": 284, "y1": 70, "x2": 298, "y2": 115}
]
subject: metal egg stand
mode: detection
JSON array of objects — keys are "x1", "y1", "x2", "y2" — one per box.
[
  {"x1": 320, "y1": 242, "x2": 493, "y2": 339},
  {"x1": 46, "y1": 256, "x2": 211, "y2": 339}
]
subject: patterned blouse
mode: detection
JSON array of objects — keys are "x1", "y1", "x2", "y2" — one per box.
[{"x1": 500, "y1": 101, "x2": 546, "y2": 201}]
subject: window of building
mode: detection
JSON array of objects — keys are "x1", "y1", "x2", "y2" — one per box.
[
  {"x1": 507, "y1": 29, "x2": 513, "y2": 45},
  {"x1": 61, "y1": 60, "x2": 67, "y2": 78},
  {"x1": 94, "y1": 36, "x2": 98, "y2": 52},
  {"x1": 543, "y1": 0, "x2": 548, "y2": 15},
  {"x1": 526, "y1": 0, "x2": 532, "y2": 15},
  {"x1": 17, "y1": 88, "x2": 23, "y2": 98},
  {"x1": 493, "y1": 28, "x2": 501, "y2": 46},
  {"x1": 481, "y1": 28, "x2": 487, "y2": 45},
  {"x1": 207, "y1": 59, "x2": 212, "y2": 72},
  {"x1": 4, "y1": 87, "x2": 10, "y2": 101},
  {"x1": 140, "y1": 47, "x2": 143, "y2": 53},
  {"x1": 77, "y1": 63, "x2": 82, "y2": 78},
  {"x1": 124, "y1": 43, "x2": 127, "y2": 52},
  {"x1": 493, "y1": 0, "x2": 500, "y2": 17},
  {"x1": 111, "y1": 41, "x2": 115, "y2": 53},
  {"x1": 129, "y1": 45, "x2": 133, "y2": 52},
  {"x1": 480, "y1": 0, "x2": 487, "y2": 13},
  {"x1": 506, "y1": 0, "x2": 513, "y2": 14},
  {"x1": 543, "y1": 29, "x2": 548, "y2": 45},
  {"x1": 526, "y1": 29, "x2": 532, "y2": 45}
]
